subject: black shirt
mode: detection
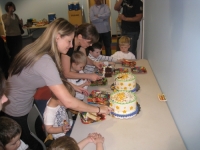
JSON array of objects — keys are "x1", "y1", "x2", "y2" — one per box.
[
  {"x1": 121, "y1": 0, "x2": 143, "y2": 32},
  {"x1": 66, "y1": 39, "x2": 81, "y2": 57}
]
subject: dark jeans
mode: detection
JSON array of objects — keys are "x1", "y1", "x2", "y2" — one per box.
[
  {"x1": 0, "y1": 111, "x2": 42, "y2": 150},
  {"x1": 99, "y1": 31, "x2": 112, "y2": 56},
  {"x1": 122, "y1": 30, "x2": 140, "y2": 58},
  {"x1": 0, "y1": 38, "x2": 10, "y2": 79},
  {"x1": 6, "y1": 35, "x2": 22, "y2": 63}
]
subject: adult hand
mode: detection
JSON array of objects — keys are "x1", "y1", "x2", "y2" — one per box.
[
  {"x1": 84, "y1": 80, "x2": 91, "y2": 86},
  {"x1": 99, "y1": 105, "x2": 113, "y2": 115},
  {"x1": 93, "y1": 61, "x2": 103, "y2": 69},
  {"x1": 88, "y1": 73, "x2": 102, "y2": 81},
  {"x1": 73, "y1": 84, "x2": 89, "y2": 96},
  {"x1": 118, "y1": 14, "x2": 126, "y2": 21}
]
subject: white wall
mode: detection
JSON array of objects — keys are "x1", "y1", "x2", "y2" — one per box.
[
  {"x1": 0, "y1": 0, "x2": 118, "y2": 35},
  {"x1": 144, "y1": 0, "x2": 200, "y2": 150}
]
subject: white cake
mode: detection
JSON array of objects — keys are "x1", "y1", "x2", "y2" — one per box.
[
  {"x1": 115, "y1": 73, "x2": 136, "y2": 92},
  {"x1": 109, "y1": 91, "x2": 138, "y2": 119}
]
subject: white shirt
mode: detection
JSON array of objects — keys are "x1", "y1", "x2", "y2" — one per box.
[
  {"x1": 67, "y1": 70, "x2": 88, "y2": 100},
  {"x1": 43, "y1": 99, "x2": 68, "y2": 139},
  {"x1": 17, "y1": 140, "x2": 28, "y2": 150},
  {"x1": 111, "y1": 51, "x2": 136, "y2": 60}
]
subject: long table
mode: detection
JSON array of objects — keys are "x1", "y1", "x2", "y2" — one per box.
[{"x1": 70, "y1": 59, "x2": 186, "y2": 150}]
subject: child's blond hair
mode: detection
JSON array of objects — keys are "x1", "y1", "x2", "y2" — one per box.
[
  {"x1": 119, "y1": 36, "x2": 130, "y2": 46},
  {"x1": 70, "y1": 51, "x2": 87, "y2": 66},
  {"x1": 51, "y1": 79, "x2": 75, "y2": 99}
]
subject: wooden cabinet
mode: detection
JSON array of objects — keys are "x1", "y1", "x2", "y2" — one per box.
[{"x1": 68, "y1": 10, "x2": 83, "y2": 26}]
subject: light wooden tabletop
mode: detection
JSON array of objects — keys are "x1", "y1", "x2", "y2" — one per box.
[{"x1": 70, "y1": 59, "x2": 186, "y2": 150}]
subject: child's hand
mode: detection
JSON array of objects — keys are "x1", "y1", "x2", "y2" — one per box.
[
  {"x1": 62, "y1": 124, "x2": 71, "y2": 134},
  {"x1": 87, "y1": 133, "x2": 104, "y2": 144},
  {"x1": 85, "y1": 80, "x2": 91, "y2": 86}
]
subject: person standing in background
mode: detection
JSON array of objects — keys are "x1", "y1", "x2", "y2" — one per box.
[
  {"x1": 2, "y1": 1, "x2": 23, "y2": 63},
  {"x1": 114, "y1": 0, "x2": 143, "y2": 58},
  {"x1": 89, "y1": 0, "x2": 112, "y2": 56}
]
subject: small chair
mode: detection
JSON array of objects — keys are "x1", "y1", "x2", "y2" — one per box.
[{"x1": 27, "y1": 103, "x2": 47, "y2": 150}]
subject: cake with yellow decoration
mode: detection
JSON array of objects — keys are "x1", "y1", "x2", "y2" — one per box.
[
  {"x1": 109, "y1": 91, "x2": 138, "y2": 119},
  {"x1": 115, "y1": 72, "x2": 136, "y2": 92}
]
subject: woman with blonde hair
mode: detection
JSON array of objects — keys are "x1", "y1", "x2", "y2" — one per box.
[{"x1": 1, "y1": 18, "x2": 112, "y2": 150}]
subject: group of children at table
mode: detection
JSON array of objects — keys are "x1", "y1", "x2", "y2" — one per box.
[{"x1": 0, "y1": 35, "x2": 135, "y2": 150}]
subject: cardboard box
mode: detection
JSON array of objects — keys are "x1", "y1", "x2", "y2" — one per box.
[{"x1": 68, "y1": 10, "x2": 82, "y2": 26}]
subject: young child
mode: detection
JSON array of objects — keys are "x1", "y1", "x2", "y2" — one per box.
[
  {"x1": 0, "y1": 117, "x2": 29, "y2": 150},
  {"x1": 111, "y1": 36, "x2": 136, "y2": 60},
  {"x1": 84, "y1": 42, "x2": 118, "y2": 74},
  {"x1": 43, "y1": 79, "x2": 76, "y2": 139},
  {"x1": 67, "y1": 51, "x2": 91, "y2": 101},
  {"x1": 0, "y1": 69, "x2": 8, "y2": 111},
  {"x1": 47, "y1": 133, "x2": 104, "y2": 150}
]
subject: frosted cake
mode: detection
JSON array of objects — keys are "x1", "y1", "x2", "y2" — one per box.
[
  {"x1": 115, "y1": 73, "x2": 136, "y2": 92},
  {"x1": 109, "y1": 91, "x2": 138, "y2": 119}
]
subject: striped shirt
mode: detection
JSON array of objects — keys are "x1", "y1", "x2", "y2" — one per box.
[{"x1": 84, "y1": 53, "x2": 117, "y2": 73}]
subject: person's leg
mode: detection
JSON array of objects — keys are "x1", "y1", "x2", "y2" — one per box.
[
  {"x1": 122, "y1": 31, "x2": 139, "y2": 58},
  {"x1": 0, "y1": 112, "x2": 42, "y2": 150},
  {"x1": 6, "y1": 36, "x2": 22, "y2": 63},
  {"x1": 101, "y1": 31, "x2": 112, "y2": 56},
  {"x1": 98, "y1": 34, "x2": 103, "y2": 55}
]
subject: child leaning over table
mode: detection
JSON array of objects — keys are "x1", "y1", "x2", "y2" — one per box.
[
  {"x1": 43, "y1": 79, "x2": 76, "y2": 139},
  {"x1": 0, "y1": 117, "x2": 29, "y2": 150},
  {"x1": 111, "y1": 36, "x2": 136, "y2": 60},
  {"x1": 84, "y1": 42, "x2": 119, "y2": 74},
  {"x1": 67, "y1": 51, "x2": 91, "y2": 101},
  {"x1": 47, "y1": 133, "x2": 104, "y2": 150}
]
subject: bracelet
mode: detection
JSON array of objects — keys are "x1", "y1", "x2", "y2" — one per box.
[{"x1": 97, "y1": 106, "x2": 100, "y2": 114}]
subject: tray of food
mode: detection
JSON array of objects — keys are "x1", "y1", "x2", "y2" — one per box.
[
  {"x1": 122, "y1": 59, "x2": 136, "y2": 67},
  {"x1": 80, "y1": 112, "x2": 106, "y2": 124},
  {"x1": 113, "y1": 68, "x2": 129, "y2": 75},
  {"x1": 131, "y1": 66, "x2": 147, "y2": 74},
  {"x1": 90, "y1": 78, "x2": 107, "y2": 86},
  {"x1": 87, "y1": 90, "x2": 110, "y2": 105}
]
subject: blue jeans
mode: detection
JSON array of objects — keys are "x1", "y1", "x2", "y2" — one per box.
[
  {"x1": 122, "y1": 31, "x2": 139, "y2": 58},
  {"x1": 99, "y1": 31, "x2": 112, "y2": 56}
]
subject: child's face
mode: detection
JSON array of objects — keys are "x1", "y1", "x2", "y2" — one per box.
[
  {"x1": 72, "y1": 63, "x2": 85, "y2": 72},
  {"x1": 119, "y1": 44, "x2": 130, "y2": 53},
  {"x1": 0, "y1": 94, "x2": 8, "y2": 111},
  {"x1": 5, "y1": 134, "x2": 21, "y2": 150},
  {"x1": 90, "y1": 48, "x2": 101, "y2": 58}
]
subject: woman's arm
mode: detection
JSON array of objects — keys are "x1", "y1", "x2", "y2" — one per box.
[
  {"x1": 48, "y1": 84, "x2": 112, "y2": 114},
  {"x1": 61, "y1": 54, "x2": 101, "y2": 81}
]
